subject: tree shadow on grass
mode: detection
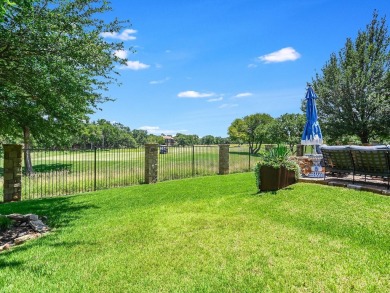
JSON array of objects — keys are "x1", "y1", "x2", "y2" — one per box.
[
  {"x1": 0, "y1": 196, "x2": 98, "y2": 229},
  {"x1": 0, "y1": 196, "x2": 99, "y2": 268},
  {"x1": 229, "y1": 151, "x2": 261, "y2": 157},
  {"x1": 23, "y1": 163, "x2": 73, "y2": 174},
  {"x1": 0, "y1": 260, "x2": 24, "y2": 269},
  {"x1": 0, "y1": 164, "x2": 73, "y2": 177}
]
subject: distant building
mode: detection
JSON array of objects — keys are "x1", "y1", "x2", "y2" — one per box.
[{"x1": 162, "y1": 135, "x2": 175, "y2": 146}]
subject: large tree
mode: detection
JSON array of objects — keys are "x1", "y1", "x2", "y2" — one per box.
[
  {"x1": 200, "y1": 135, "x2": 216, "y2": 145},
  {"x1": 0, "y1": 0, "x2": 129, "y2": 173},
  {"x1": 313, "y1": 11, "x2": 390, "y2": 144},
  {"x1": 228, "y1": 113, "x2": 273, "y2": 154},
  {"x1": 267, "y1": 113, "x2": 306, "y2": 152}
]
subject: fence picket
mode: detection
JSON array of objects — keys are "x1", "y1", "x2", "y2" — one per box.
[{"x1": 1, "y1": 145, "x2": 255, "y2": 201}]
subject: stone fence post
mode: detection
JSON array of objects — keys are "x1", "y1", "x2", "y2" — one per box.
[
  {"x1": 3, "y1": 144, "x2": 23, "y2": 202},
  {"x1": 219, "y1": 144, "x2": 230, "y2": 175},
  {"x1": 145, "y1": 144, "x2": 158, "y2": 184}
]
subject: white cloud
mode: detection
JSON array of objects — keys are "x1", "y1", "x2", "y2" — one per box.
[
  {"x1": 248, "y1": 63, "x2": 258, "y2": 68},
  {"x1": 149, "y1": 77, "x2": 170, "y2": 85},
  {"x1": 100, "y1": 29, "x2": 137, "y2": 41},
  {"x1": 219, "y1": 103, "x2": 238, "y2": 109},
  {"x1": 207, "y1": 97, "x2": 223, "y2": 102},
  {"x1": 120, "y1": 61, "x2": 150, "y2": 70},
  {"x1": 139, "y1": 126, "x2": 159, "y2": 132},
  {"x1": 234, "y1": 92, "x2": 253, "y2": 98},
  {"x1": 258, "y1": 47, "x2": 301, "y2": 63},
  {"x1": 177, "y1": 91, "x2": 214, "y2": 98},
  {"x1": 139, "y1": 126, "x2": 187, "y2": 135},
  {"x1": 114, "y1": 50, "x2": 128, "y2": 59}
]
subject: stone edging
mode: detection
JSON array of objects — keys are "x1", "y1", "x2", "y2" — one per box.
[{"x1": 298, "y1": 178, "x2": 390, "y2": 196}]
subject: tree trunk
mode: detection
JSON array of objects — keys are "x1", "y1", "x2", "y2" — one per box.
[
  {"x1": 23, "y1": 126, "x2": 34, "y2": 175},
  {"x1": 359, "y1": 131, "x2": 369, "y2": 144},
  {"x1": 249, "y1": 141, "x2": 262, "y2": 155}
]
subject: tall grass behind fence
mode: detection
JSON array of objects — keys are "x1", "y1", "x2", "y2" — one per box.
[
  {"x1": 229, "y1": 145, "x2": 264, "y2": 173},
  {"x1": 158, "y1": 145, "x2": 219, "y2": 181},
  {"x1": 21, "y1": 148, "x2": 144, "y2": 200}
]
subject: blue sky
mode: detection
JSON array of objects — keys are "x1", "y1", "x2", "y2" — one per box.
[{"x1": 92, "y1": 0, "x2": 389, "y2": 137}]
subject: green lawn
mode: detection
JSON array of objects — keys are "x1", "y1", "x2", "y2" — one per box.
[{"x1": 0, "y1": 173, "x2": 389, "y2": 292}]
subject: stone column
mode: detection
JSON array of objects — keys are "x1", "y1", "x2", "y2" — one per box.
[
  {"x1": 3, "y1": 144, "x2": 23, "y2": 202},
  {"x1": 219, "y1": 144, "x2": 230, "y2": 175},
  {"x1": 145, "y1": 144, "x2": 158, "y2": 184},
  {"x1": 296, "y1": 144, "x2": 304, "y2": 156}
]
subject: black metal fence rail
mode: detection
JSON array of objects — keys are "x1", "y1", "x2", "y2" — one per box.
[{"x1": 21, "y1": 148, "x2": 144, "y2": 200}]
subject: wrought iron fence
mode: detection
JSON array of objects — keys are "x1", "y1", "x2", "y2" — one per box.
[
  {"x1": 229, "y1": 145, "x2": 262, "y2": 173},
  {"x1": 158, "y1": 145, "x2": 219, "y2": 181},
  {"x1": 0, "y1": 144, "x2": 260, "y2": 201},
  {"x1": 21, "y1": 147, "x2": 144, "y2": 200}
]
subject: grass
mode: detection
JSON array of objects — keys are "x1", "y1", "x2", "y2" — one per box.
[{"x1": 0, "y1": 172, "x2": 389, "y2": 292}]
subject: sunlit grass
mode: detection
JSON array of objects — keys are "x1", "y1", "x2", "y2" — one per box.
[{"x1": 0, "y1": 173, "x2": 388, "y2": 292}]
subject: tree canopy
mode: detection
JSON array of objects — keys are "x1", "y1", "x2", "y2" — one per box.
[
  {"x1": 228, "y1": 113, "x2": 274, "y2": 154},
  {"x1": 313, "y1": 11, "x2": 390, "y2": 144},
  {"x1": 74, "y1": 120, "x2": 137, "y2": 149},
  {"x1": 0, "y1": 0, "x2": 31, "y2": 21},
  {"x1": 0, "y1": 0, "x2": 129, "y2": 171},
  {"x1": 267, "y1": 113, "x2": 306, "y2": 151}
]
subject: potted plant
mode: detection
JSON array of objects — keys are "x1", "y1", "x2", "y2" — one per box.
[{"x1": 254, "y1": 145, "x2": 300, "y2": 192}]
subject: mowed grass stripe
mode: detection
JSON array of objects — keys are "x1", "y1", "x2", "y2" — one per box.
[{"x1": 0, "y1": 173, "x2": 389, "y2": 292}]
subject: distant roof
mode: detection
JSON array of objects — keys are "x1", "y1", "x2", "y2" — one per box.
[{"x1": 162, "y1": 135, "x2": 174, "y2": 139}]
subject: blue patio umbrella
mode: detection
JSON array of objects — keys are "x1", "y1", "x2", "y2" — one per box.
[{"x1": 301, "y1": 85, "x2": 323, "y2": 146}]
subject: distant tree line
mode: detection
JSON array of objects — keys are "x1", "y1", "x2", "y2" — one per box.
[
  {"x1": 0, "y1": 119, "x2": 231, "y2": 149},
  {"x1": 174, "y1": 133, "x2": 230, "y2": 146}
]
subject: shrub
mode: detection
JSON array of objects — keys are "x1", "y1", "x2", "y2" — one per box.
[
  {"x1": 0, "y1": 215, "x2": 12, "y2": 232},
  {"x1": 254, "y1": 145, "x2": 300, "y2": 190}
]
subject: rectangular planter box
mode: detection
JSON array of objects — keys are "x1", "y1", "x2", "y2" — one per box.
[{"x1": 259, "y1": 166, "x2": 296, "y2": 191}]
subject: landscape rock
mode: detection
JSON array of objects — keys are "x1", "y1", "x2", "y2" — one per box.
[
  {"x1": 29, "y1": 220, "x2": 48, "y2": 233},
  {"x1": 26, "y1": 214, "x2": 39, "y2": 221},
  {"x1": 14, "y1": 234, "x2": 40, "y2": 245},
  {"x1": 0, "y1": 243, "x2": 11, "y2": 251},
  {"x1": 1, "y1": 213, "x2": 49, "y2": 252},
  {"x1": 6, "y1": 213, "x2": 27, "y2": 222}
]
